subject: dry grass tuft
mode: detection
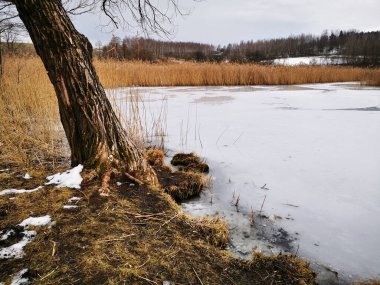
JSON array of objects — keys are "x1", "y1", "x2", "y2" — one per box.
[
  {"x1": 145, "y1": 148, "x2": 165, "y2": 167},
  {"x1": 145, "y1": 151, "x2": 209, "y2": 202},
  {"x1": 186, "y1": 215, "x2": 230, "y2": 248},
  {"x1": 163, "y1": 171, "x2": 205, "y2": 201},
  {"x1": 249, "y1": 252, "x2": 316, "y2": 284},
  {"x1": 171, "y1": 152, "x2": 209, "y2": 173}
]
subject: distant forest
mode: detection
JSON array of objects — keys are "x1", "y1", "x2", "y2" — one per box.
[{"x1": 99, "y1": 30, "x2": 380, "y2": 66}]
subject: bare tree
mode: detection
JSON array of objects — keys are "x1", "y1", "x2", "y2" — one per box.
[
  {"x1": 0, "y1": 0, "x2": 185, "y2": 193},
  {"x1": 0, "y1": 3, "x2": 23, "y2": 76}
]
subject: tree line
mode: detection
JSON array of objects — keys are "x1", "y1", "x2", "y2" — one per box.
[
  {"x1": 98, "y1": 36, "x2": 214, "y2": 62},
  {"x1": 99, "y1": 30, "x2": 380, "y2": 66}
]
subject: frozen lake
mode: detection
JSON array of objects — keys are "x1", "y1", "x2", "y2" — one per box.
[{"x1": 111, "y1": 82, "x2": 380, "y2": 283}]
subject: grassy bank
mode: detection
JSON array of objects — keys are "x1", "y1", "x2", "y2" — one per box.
[{"x1": 0, "y1": 151, "x2": 317, "y2": 284}]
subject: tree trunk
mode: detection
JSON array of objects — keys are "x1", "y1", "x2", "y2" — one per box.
[
  {"x1": 0, "y1": 33, "x2": 3, "y2": 79},
  {"x1": 13, "y1": 0, "x2": 157, "y2": 186}
]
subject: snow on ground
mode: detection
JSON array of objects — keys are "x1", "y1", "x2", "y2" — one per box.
[
  {"x1": 23, "y1": 173, "x2": 32, "y2": 180},
  {"x1": 63, "y1": 205, "x2": 78, "y2": 209},
  {"x1": 0, "y1": 186, "x2": 43, "y2": 196},
  {"x1": 0, "y1": 168, "x2": 10, "y2": 172},
  {"x1": 10, "y1": 269, "x2": 29, "y2": 285},
  {"x1": 18, "y1": 215, "x2": 52, "y2": 228},
  {"x1": 68, "y1": 196, "x2": 81, "y2": 203},
  {"x1": 46, "y1": 165, "x2": 83, "y2": 189},
  {"x1": 272, "y1": 56, "x2": 346, "y2": 66},
  {"x1": 0, "y1": 231, "x2": 36, "y2": 259},
  {"x1": 1, "y1": 229, "x2": 15, "y2": 241},
  {"x1": 1, "y1": 216, "x2": 53, "y2": 259}
]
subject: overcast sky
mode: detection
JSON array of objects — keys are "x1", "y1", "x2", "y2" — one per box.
[{"x1": 72, "y1": 0, "x2": 380, "y2": 46}]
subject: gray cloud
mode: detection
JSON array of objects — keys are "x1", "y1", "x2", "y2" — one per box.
[{"x1": 72, "y1": 0, "x2": 380, "y2": 46}]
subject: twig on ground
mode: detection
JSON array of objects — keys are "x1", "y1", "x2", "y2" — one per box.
[
  {"x1": 98, "y1": 234, "x2": 135, "y2": 242},
  {"x1": 155, "y1": 213, "x2": 180, "y2": 234},
  {"x1": 40, "y1": 266, "x2": 59, "y2": 281},
  {"x1": 136, "y1": 275, "x2": 158, "y2": 285},
  {"x1": 283, "y1": 203, "x2": 299, "y2": 208},
  {"x1": 124, "y1": 171, "x2": 143, "y2": 185},
  {"x1": 259, "y1": 195, "x2": 267, "y2": 215},
  {"x1": 192, "y1": 267, "x2": 204, "y2": 285},
  {"x1": 135, "y1": 256, "x2": 151, "y2": 269},
  {"x1": 51, "y1": 241, "x2": 57, "y2": 256}
]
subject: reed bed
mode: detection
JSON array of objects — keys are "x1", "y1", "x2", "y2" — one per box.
[
  {"x1": 0, "y1": 56, "x2": 64, "y2": 167},
  {"x1": 0, "y1": 55, "x2": 379, "y2": 167},
  {"x1": 362, "y1": 69, "x2": 380, "y2": 86},
  {"x1": 94, "y1": 59, "x2": 379, "y2": 87}
]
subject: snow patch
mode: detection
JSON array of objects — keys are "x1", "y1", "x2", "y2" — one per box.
[
  {"x1": 68, "y1": 196, "x2": 81, "y2": 203},
  {"x1": 19, "y1": 215, "x2": 52, "y2": 228},
  {"x1": 10, "y1": 269, "x2": 29, "y2": 285},
  {"x1": 23, "y1": 173, "x2": 32, "y2": 180},
  {"x1": 1, "y1": 216, "x2": 53, "y2": 259},
  {"x1": 0, "y1": 168, "x2": 10, "y2": 172},
  {"x1": 0, "y1": 186, "x2": 43, "y2": 196},
  {"x1": 46, "y1": 165, "x2": 83, "y2": 189},
  {"x1": 0, "y1": 231, "x2": 36, "y2": 259},
  {"x1": 272, "y1": 56, "x2": 346, "y2": 66},
  {"x1": 1, "y1": 229, "x2": 15, "y2": 241},
  {"x1": 63, "y1": 205, "x2": 78, "y2": 209}
]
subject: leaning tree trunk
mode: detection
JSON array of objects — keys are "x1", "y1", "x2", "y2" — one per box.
[
  {"x1": 13, "y1": 0, "x2": 157, "y2": 186},
  {"x1": 0, "y1": 33, "x2": 3, "y2": 79}
]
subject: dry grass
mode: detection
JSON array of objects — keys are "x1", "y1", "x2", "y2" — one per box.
[
  {"x1": 353, "y1": 281, "x2": 380, "y2": 285},
  {"x1": 94, "y1": 58, "x2": 380, "y2": 87},
  {"x1": 0, "y1": 166, "x2": 316, "y2": 285},
  {"x1": 171, "y1": 152, "x2": 210, "y2": 173},
  {"x1": 362, "y1": 69, "x2": 380, "y2": 86},
  {"x1": 0, "y1": 56, "x2": 65, "y2": 169},
  {"x1": 145, "y1": 148, "x2": 165, "y2": 167},
  {"x1": 1, "y1": 55, "x2": 379, "y2": 169},
  {"x1": 145, "y1": 149, "x2": 208, "y2": 202}
]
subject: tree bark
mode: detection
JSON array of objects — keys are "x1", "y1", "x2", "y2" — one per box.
[
  {"x1": 13, "y1": 0, "x2": 157, "y2": 186},
  {"x1": 0, "y1": 33, "x2": 3, "y2": 79}
]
